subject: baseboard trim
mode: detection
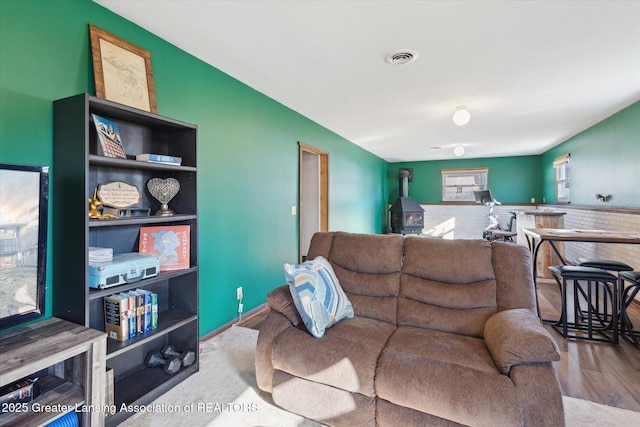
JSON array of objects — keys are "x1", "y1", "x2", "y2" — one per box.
[{"x1": 200, "y1": 303, "x2": 268, "y2": 341}]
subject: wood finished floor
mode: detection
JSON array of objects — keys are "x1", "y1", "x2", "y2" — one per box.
[
  {"x1": 244, "y1": 279, "x2": 640, "y2": 412},
  {"x1": 537, "y1": 278, "x2": 640, "y2": 412}
]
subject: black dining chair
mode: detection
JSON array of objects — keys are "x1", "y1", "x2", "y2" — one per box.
[{"x1": 620, "y1": 271, "x2": 640, "y2": 349}]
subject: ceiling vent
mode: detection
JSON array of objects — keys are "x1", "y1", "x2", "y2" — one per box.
[{"x1": 386, "y1": 50, "x2": 418, "y2": 65}]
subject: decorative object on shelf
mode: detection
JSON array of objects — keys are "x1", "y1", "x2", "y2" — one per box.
[
  {"x1": 92, "y1": 114, "x2": 126, "y2": 158},
  {"x1": 139, "y1": 225, "x2": 190, "y2": 271},
  {"x1": 0, "y1": 377, "x2": 41, "y2": 409},
  {"x1": 88, "y1": 188, "x2": 116, "y2": 219},
  {"x1": 88, "y1": 252, "x2": 160, "y2": 289},
  {"x1": 89, "y1": 24, "x2": 157, "y2": 113},
  {"x1": 147, "y1": 177, "x2": 180, "y2": 216},
  {"x1": 595, "y1": 193, "x2": 611, "y2": 205},
  {"x1": 97, "y1": 180, "x2": 141, "y2": 208}
]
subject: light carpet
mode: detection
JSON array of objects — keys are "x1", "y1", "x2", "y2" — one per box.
[{"x1": 120, "y1": 325, "x2": 639, "y2": 427}]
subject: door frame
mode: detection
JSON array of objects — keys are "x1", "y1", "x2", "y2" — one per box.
[{"x1": 299, "y1": 142, "x2": 329, "y2": 261}]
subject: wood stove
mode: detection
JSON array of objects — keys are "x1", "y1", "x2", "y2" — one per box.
[{"x1": 390, "y1": 169, "x2": 424, "y2": 235}]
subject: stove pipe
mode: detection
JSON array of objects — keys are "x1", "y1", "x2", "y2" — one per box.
[{"x1": 399, "y1": 168, "x2": 410, "y2": 197}]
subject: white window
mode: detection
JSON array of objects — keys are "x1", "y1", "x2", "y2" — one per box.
[
  {"x1": 441, "y1": 168, "x2": 488, "y2": 202},
  {"x1": 553, "y1": 154, "x2": 570, "y2": 203}
]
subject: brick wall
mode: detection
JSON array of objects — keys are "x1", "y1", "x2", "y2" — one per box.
[
  {"x1": 417, "y1": 204, "x2": 639, "y2": 270},
  {"x1": 418, "y1": 203, "x2": 522, "y2": 240},
  {"x1": 561, "y1": 207, "x2": 640, "y2": 270}
]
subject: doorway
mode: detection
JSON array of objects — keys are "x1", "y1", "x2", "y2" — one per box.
[{"x1": 299, "y1": 142, "x2": 328, "y2": 261}]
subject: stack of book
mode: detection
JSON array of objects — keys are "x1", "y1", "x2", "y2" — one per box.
[
  {"x1": 136, "y1": 153, "x2": 182, "y2": 166},
  {"x1": 104, "y1": 288, "x2": 158, "y2": 341}
]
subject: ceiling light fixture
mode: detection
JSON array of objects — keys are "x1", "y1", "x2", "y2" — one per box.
[
  {"x1": 453, "y1": 145, "x2": 465, "y2": 157},
  {"x1": 452, "y1": 106, "x2": 471, "y2": 126}
]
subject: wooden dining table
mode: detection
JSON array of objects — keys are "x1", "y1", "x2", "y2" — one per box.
[
  {"x1": 523, "y1": 228, "x2": 640, "y2": 281},
  {"x1": 522, "y1": 228, "x2": 640, "y2": 319}
]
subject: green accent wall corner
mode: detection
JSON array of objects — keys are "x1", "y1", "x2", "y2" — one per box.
[
  {"x1": 0, "y1": 0, "x2": 387, "y2": 335},
  {"x1": 541, "y1": 101, "x2": 640, "y2": 207},
  {"x1": 389, "y1": 156, "x2": 542, "y2": 204}
]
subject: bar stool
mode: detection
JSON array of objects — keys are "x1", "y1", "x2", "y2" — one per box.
[
  {"x1": 620, "y1": 271, "x2": 640, "y2": 349},
  {"x1": 548, "y1": 265, "x2": 618, "y2": 343},
  {"x1": 573, "y1": 258, "x2": 632, "y2": 326}
]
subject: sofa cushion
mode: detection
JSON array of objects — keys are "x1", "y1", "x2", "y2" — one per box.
[
  {"x1": 271, "y1": 316, "x2": 397, "y2": 397},
  {"x1": 402, "y1": 237, "x2": 495, "y2": 284},
  {"x1": 484, "y1": 308, "x2": 560, "y2": 374},
  {"x1": 376, "y1": 326, "x2": 522, "y2": 427},
  {"x1": 377, "y1": 398, "x2": 466, "y2": 427},
  {"x1": 272, "y1": 371, "x2": 377, "y2": 427},
  {"x1": 326, "y1": 232, "x2": 404, "y2": 324},
  {"x1": 283, "y1": 256, "x2": 354, "y2": 338},
  {"x1": 328, "y1": 231, "x2": 405, "y2": 273},
  {"x1": 399, "y1": 238, "x2": 498, "y2": 337},
  {"x1": 306, "y1": 231, "x2": 335, "y2": 260},
  {"x1": 332, "y1": 264, "x2": 399, "y2": 324}
]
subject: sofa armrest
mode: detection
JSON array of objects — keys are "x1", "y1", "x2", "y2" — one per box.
[
  {"x1": 267, "y1": 285, "x2": 302, "y2": 327},
  {"x1": 484, "y1": 308, "x2": 560, "y2": 375}
]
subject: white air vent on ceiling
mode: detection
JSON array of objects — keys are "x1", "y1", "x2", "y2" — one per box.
[{"x1": 386, "y1": 50, "x2": 418, "y2": 65}]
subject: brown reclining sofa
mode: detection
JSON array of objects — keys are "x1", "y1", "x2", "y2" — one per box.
[{"x1": 256, "y1": 231, "x2": 564, "y2": 426}]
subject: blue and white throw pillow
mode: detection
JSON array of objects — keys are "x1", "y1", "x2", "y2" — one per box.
[{"x1": 283, "y1": 256, "x2": 354, "y2": 338}]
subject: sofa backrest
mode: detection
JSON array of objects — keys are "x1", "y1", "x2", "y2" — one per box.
[
  {"x1": 307, "y1": 231, "x2": 404, "y2": 324},
  {"x1": 306, "y1": 232, "x2": 537, "y2": 336},
  {"x1": 399, "y1": 237, "x2": 497, "y2": 338}
]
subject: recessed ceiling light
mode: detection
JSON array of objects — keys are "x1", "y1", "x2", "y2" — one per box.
[
  {"x1": 454, "y1": 145, "x2": 465, "y2": 157},
  {"x1": 385, "y1": 49, "x2": 418, "y2": 65}
]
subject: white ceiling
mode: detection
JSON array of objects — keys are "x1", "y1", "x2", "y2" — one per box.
[{"x1": 95, "y1": 0, "x2": 640, "y2": 162}]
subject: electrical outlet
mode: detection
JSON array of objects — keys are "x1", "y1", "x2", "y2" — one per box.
[{"x1": 237, "y1": 286, "x2": 243, "y2": 301}]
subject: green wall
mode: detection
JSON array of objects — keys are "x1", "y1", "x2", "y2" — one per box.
[
  {"x1": 541, "y1": 101, "x2": 640, "y2": 207},
  {"x1": 390, "y1": 101, "x2": 639, "y2": 208},
  {"x1": 0, "y1": 0, "x2": 388, "y2": 335},
  {"x1": 389, "y1": 156, "x2": 542, "y2": 204}
]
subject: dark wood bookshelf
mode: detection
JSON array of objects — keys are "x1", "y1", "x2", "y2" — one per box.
[{"x1": 53, "y1": 93, "x2": 199, "y2": 426}]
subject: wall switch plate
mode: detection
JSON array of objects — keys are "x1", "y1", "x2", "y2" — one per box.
[
  {"x1": 291, "y1": 205, "x2": 297, "y2": 215},
  {"x1": 237, "y1": 286, "x2": 243, "y2": 301}
]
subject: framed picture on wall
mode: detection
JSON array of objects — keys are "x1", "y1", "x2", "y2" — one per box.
[{"x1": 89, "y1": 24, "x2": 157, "y2": 113}]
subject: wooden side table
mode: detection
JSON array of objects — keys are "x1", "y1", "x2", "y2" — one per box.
[{"x1": 0, "y1": 317, "x2": 106, "y2": 427}]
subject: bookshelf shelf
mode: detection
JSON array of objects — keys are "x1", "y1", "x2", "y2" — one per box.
[
  {"x1": 89, "y1": 214, "x2": 197, "y2": 228},
  {"x1": 89, "y1": 154, "x2": 197, "y2": 172},
  {"x1": 105, "y1": 312, "x2": 198, "y2": 358},
  {"x1": 53, "y1": 93, "x2": 199, "y2": 426}
]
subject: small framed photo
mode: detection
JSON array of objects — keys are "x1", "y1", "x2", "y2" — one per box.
[
  {"x1": 92, "y1": 114, "x2": 126, "y2": 158},
  {"x1": 89, "y1": 24, "x2": 157, "y2": 113}
]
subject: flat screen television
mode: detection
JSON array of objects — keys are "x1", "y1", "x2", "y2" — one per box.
[{"x1": 0, "y1": 163, "x2": 49, "y2": 331}]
